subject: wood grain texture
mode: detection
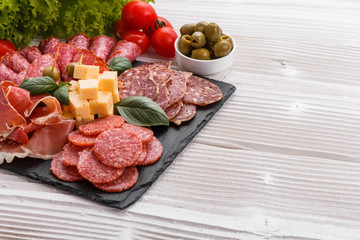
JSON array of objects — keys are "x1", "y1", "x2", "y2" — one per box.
[{"x1": 1, "y1": 0, "x2": 360, "y2": 239}]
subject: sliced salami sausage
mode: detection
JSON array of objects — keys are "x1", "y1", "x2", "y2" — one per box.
[
  {"x1": 0, "y1": 63, "x2": 17, "y2": 83},
  {"x1": 62, "y1": 142, "x2": 86, "y2": 166},
  {"x1": 50, "y1": 151, "x2": 84, "y2": 182},
  {"x1": 20, "y1": 46, "x2": 42, "y2": 64},
  {"x1": 78, "y1": 115, "x2": 125, "y2": 136},
  {"x1": 15, "y1": 70, "x2": 26, "y2": 85},
  {"x1": 39, "y1": 36, "x2": 61, "y2": 55},
  {"x1": 120, "y1": 123, "x2": 154, "y2": 143},
  {"x1": 77, "y1": 148, "x2": 124, "y2": 184},
  {"x1": 94, "y1": 128, "x2": 143, "y2": 168},
  {"x1": 4, "y1": 52, "x2": 30, "y2": 74},
  {"x1": 90, "y1": 35, "x2": 116, "y2": 60},
  {"x1": 166, "y1": 70, "x2": 192, "y2": 107},
  {"x1": 171, "y1": 102, "x2": 197, "y2": 125},
  {"x1": 68, "y1": 130, "x2": 97, "y2": 147},
  {"x1": 165, "y1": 100, "x2": 183, "y2": 120},
  {"x1": 24, "y1": 54, "x2": 60, "y2": 81},
  {"x1": 107, "y1": 40, "x2": 142, "y2": 63},
  {"x1": 133, "y1": 144, "x2": 147, "y2": 165},
  {"x1": 72, "y1": 49, "x2": 109, "y2": 73},
  {"x1": 138, "y1": 136, "x2": 163, "y2": 166},
  {"x1": 55, "y1": 43, "x2": 77, "y2": 82},
  {"x1": 92, "y1": 166, "x2": 138, "y2": 192},
  {"x1": 66, "y1": 33, "x2": 91, "y2": 50},
  {"x1": 19, "y1": 47, "x2": 31, "y2": 58},
  {"x1": 147, "y1": 63, "x2": 172, "y2": 109},
  {"x1": 183, "y1": 75, "x2": 223, "y2": 106}
]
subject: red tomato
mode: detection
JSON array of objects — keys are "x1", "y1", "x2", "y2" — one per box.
[
  {"x1": 122, "y1": 30, "x2": 150, "y2": 54},
  {"x1": 0, "y1": 39, "x2": 17, "y2": 58},
  {"x1": 113, "y1": 19, "x2": 134, "y2": 40},
  {"x1": 151, "y1": 27, "x2": 178, "y2": 58},
  {"x1": 143, "y1": 17, "x2": 173, "y2": 39},
  {"x1": 121, "y1": 1, "x2": 158, "y2": 30}
]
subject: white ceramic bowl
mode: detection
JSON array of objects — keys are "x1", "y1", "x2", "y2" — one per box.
[{"x1": 174, "y1": 35, "x2": 236, "y2": 76}]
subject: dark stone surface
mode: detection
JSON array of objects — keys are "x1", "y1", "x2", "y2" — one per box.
[{"x1": 0, "y1": 61, "x2": 236, "y2": 210}]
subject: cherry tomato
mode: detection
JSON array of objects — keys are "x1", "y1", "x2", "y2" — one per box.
[
  {"x1": 151, "y1": 27, "x2": 178, "y2": 58},
  {"x1": 121, "y1": 30, "x2": 150, "y2": 54},
  {"x1": 113, "y1": 19, "x2": 134, "y2": 40},
  {"x1": 143, "y1": 17, "x2": 173, "y2": 39},
  {"x1": 121, "y1": 1, "x2": 158, "y2": 30},
  {"x1": 0, "y1": 39, "x2": 17, "y2": 58}
]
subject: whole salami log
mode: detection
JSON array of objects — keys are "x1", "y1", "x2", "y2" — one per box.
[
  {"x1": 67, "y1": 33, "x2": 91, "y2": 50},
  {"x1": 0, "y1": 63, "x2": 17, "y2": 83},
  {"x1": 38, "y1": 36, "x2": 61, "y2": 55},
  {"x1": 107, "y1": 40, "x2": 142, "y2": 63},
  {"x1": 89, "y1": 35, "x2": 116, "y2": 60},
  {"x1": 24, "y1": 54, "x2": 60, "y2": 81}
]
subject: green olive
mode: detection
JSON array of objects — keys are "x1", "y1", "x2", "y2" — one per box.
[
  {"x1": 205, "y1": 22, "x2": 222, "y2": 43},
  {"x1": 191, "y1": 31, "x2": 206, "y2": 48},
  {"x1": 220, "y1": 35, "x2": 233, "y2": 48},
  {"x1": 178, "y1": 35, "x2": 193, "y2": 56},
  {"x1": 212, "y1": 40, "x2": 232, "y2": 58},
  {"x1": 191, "y1": 48, "x2": 211, "y2": 60},
  {"x1": 43, "y1": 65, "x2": 60, "y2": 82},
  {"x1": 194, "y1": 21, "x2": 208, "y2": 34},
  {"x1": 66, "y1": 62, "x2": 79, "y2": 78},
  {"x1": 180, "y1": 23, "x2": 196, "y2": 36}
]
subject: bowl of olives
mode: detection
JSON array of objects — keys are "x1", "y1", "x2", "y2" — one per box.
[{"x1": 175, "y1": 21, "x2": 235, "y2": 75}]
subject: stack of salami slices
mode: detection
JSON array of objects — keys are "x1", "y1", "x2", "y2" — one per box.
[
  {"x1": 0, "y1": 33, "x2": 142, "y2": 85},
  {"x1": 51, "y1": 115, "x2": 163, "y2": 192},
  {"x1": 118, "y1": 62, "x2": 224, "y2": 125}
]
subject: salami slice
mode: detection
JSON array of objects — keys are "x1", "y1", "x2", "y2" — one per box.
[
  {"x1": 24, "y1": 54, "x2": 60, "y2": 81},
  {"x1": 20, "y1": 46, "x2": 42, "y2": 64},
  {"x1": 171, "y1": 102, "x2": 197, "y2": 125},
  {"x1": 66, "y1": 33, "x2": 91, "y2": 50},
  {"x1": 77, "y1": 148, "x2": 124, "y2": 184},
  {"x1": 15, "y1": 70, "x2": 26, "y2": 85},
  {"x1": 19, "y1": 47, "x2": 31, "y2": 58},
  {"x1": 166, "y1": 70, "x2": 192, "y2": 107},
  {"x1": 107, "y1": 40, "x2": 142, "y2": 63},
  {"x1": 39, "y1": 36, "x2": 61, "y2": 55},
  {"x1": 90, "y1": 35, "x2": 116, "y2": 60},
  {"x1": 92, "y1": 166, "x2": 138, "y2": 192},
  {"x1": 68, "y1": 130, "x2": 97, "y2": 147},
  {"x1": 55, "y1": 43, "x2": 77, "y2": 82},
  {"x1": 50, "y1": 151, "x2": 84, "y2": 182},
  {"x1": 120, "y1": 123, "x2": 154, "y2": 143},
  {"x1": 165, "y1": 100, "x2": 183, "y2": 120},
  {"x1": 0, "y1": 54, "x2": 11, "y2": 67},
  {"x1": 5, "y1": 52, "x2": 30, "y2": 74},
  {"x1": 138, "y1": 136, "x2": 163, "y2": 166},
  {"x1": 62, "y1": 142, "x2": 85, "y2": 166},
  {"x1": 183, "y1": 75, "x2": 223, "y2": 106},
  {"x1": 134, "y1": 144, "x2": 147, "y2": 165},
  {"x1": 0, "y1": 63, "x2": 17, "y2": 83},
  {"x1": 147, "y1": 63, "x2": 172, "y2": 109},
  {"x1": 78, "y1": 115, "x2": 125, "y2": 136},
  {"x1": 94, "y1": 128, "x2": 143, "y2": 168},
  {"x1": 73, "y1": 49, "x2": 109, "y2": 73}
]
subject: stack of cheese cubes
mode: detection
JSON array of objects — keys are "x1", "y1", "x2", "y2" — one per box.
[{"x1": 63, "y1": 65, "x2": 120, "y2": 126}]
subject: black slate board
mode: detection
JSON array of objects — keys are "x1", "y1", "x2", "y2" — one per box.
[{"x1": 0, "y1": 61, "x2": 236, "y2": 209}]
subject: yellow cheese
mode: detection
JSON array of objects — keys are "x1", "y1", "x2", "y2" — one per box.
[
  {"x1": 68, "y1": 80, "x2": 79, "y2": 91},
  {"x1": 75, "y1": 114, "x2": 95, "y2": 127},
  {"x1": 78, "y1": 79, "x2": 98, "y2": 100},
  {"x1": 62, "y1": 104, "x2": 71, "y2": 113},
  {"x1": 73, "y1": 65, "x2": 99, "y2": 80},
  {"x1": 113, "y1": 91, "x2": 120, "y2": 103},
  {"x1": 89, "y1": 91, "x2": 114, "y2": 116},
  {"x1": 69, "y1": 91, "x2": 91, "y2": 119},
  {"x1": 62, "y1": 111, "x2": 74, "y2": 119},
  {"x1": 98, "y1": 71, "x2": 120, "y2": 103}
]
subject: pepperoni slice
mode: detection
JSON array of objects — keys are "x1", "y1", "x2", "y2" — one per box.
[
  {"x1": 138, "y1": 136, "x2": 163, "y2": 166},
  {"x1": 62, "y1": 143, "x2": 85, "y2": 166},
  {"x1": 171, "y1": 102, "x2": 197, "y2": 125},
  {"x1": 94, "y1": 128, "x2": 143, "y2": 168},
  {"x1": 50, "y1": 151, "x2": 84, "y2": 182},
  {"x1": 77, "y1": 148, "x2": 124, "y2": 184},
  {"x1": 68, "y1": 130, "x2": 97, "y2": 147},
  {"x1": 92, "y1": 166, "x2": 138, "y2": 192},
  {"x1": 78, "y1": 115, "x2": 125, "y2": 136},
  {"x1": 120, "y1": 123, "x2": 153, "y2": 143}
]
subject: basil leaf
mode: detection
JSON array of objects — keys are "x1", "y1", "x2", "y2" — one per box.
[
  {"x1": 19, "y1": 76, "x2": 58, "y2": 94},
  {"x1": 58, "y1": 81, "x2": 72, "y2": 87},
  {"x1": 115, "y1": 96, "x2": 169, "y2": 126},
  {"x1": 53, "y1": 85, "x2": 70, "y2": 105},
  {"x1": 108, "y1": 56, "x2": 132, "y2": 75}
]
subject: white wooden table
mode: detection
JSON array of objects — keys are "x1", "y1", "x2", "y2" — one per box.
[{"x1": 1, "y1": 0, "x2": 360, "y2": 239}]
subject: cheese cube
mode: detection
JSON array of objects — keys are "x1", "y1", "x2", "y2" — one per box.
[
  {"x1": 68, "y1": 80, "x2": 79, "y2": 91},
  {"x1": 62, "y1": 111, "x2": 74, "y2": 120},
  {"x1": 79, "y1": 79, "x2": 98, "y2": 100},
  {"x1": 62, "y1": 104, "x2": 71, "y2": 113},
  {"x1": 75, "y1": 114, "x2": 95, "y2": 127},
  {"x1": 99, "y1": 71, "x2": 118, "y2": 92},
  {"x1": 69, "y1": 91, "x2": 91, "y2": 119},
  {"x1": 73, "y1": 65, "x2": 99, "y2": 80},
  {"x1": 113, "y1": 91, "x2": 120, "y2": 103},
  {"x1": 89, "y1": 91, "x2": 114, "y2": 116}
]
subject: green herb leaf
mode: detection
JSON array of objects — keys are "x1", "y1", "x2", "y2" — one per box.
[
  {"x1": 53, "y1": 85, "x2": 70, "y2": 105},
  {"x1": 108, "y1": 56, "x2": 133, "y2": 75},
  {"x1": 115, "y1": 96, "x2": 169, "y2": 126},
  {"x1": 19, "y1": 76, "x2": 58, "y2": 95}
]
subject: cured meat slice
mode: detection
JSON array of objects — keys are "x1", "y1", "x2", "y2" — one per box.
[
  {"x1": 94, "y1": 128, "x2": 142, "y2": 168},
  {"x1": 15, "y1": 70, "x2": 26, "y2": 85},
  {"x1": 77, "y1": 148, "x2": 124, "y2": 184},
  {"x1": 147, "y1": 63, "x2": 172, "y2": 109},
  {"x1": 68, "y1": 130, "x2": 97, "y2": 147},
  {"x1": 38, "y1": 36, "x2": 61, "y2": 55},
  {"x1": 118, "y1": 67, "x2": 159, "y2": 100},
  {"x1": 55, "y1": 43, "x2": 77, "y2": 82},
  {"x1": 62, "y1": 143, "x2": 85, "y2": 166},
  {"x1": 107, "y1": 40, "x2": 142, "y2": 63},
  {"x1": 20, "y1": 46, "x2": 42, "y2": 64},
  {"x1": 166, "y1": 70, "x2": 192, "y2": 107},
  {"x1": 138, "y1": 136, "x2": 163, "y2": 166},
  {"x1": 50, "y1": 151, "x2": 84, "y2": 182},
  {"x1": 3, "y1": 52, "x2": 30, "y2": 74},
  {"x1": 73, "y1": 49, "x2": 109, "y2": 73},
  {"x1": 24, "y1": 54, "x2": 60, "y2": 82},
  {"x1": 165, "y1": 100, "x2": 183, "y2": 120},
  {"x1": 171, "y1": 102, "x2": 197, "y2": 125},
  {"x1": 66, "y1": 33, "x2": 91, "y2": 50},
  {"x1": 120, "y1": 123, "x2": 154, "y2": 143},
  {"x1": 134, "y1": 144, "x2": 147, "y2": 165},
  {"x1": 0, "y1": 64, "x2": 17, "y2": 83},
  {"x1": 90, "y1": 35, "x2": 116, "y2": 60},
  {"x1": 78, "y1": 115, "x2": 125, "y2": 136},
  {"x1": 183, "y1": 75, "x2": 223, "y2": 106},
  {"x1": 92, "y1": 166, "x2": 138, "y2": 192}
]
